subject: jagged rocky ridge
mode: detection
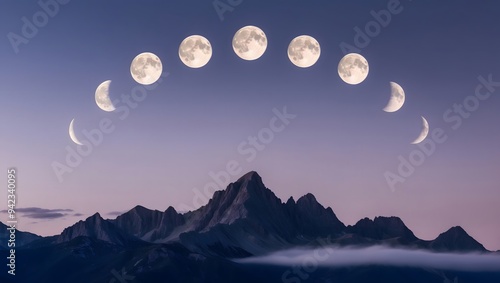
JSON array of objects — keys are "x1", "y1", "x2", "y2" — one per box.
[
  {"x1": 1, "y1": 171, "x2": 495, "y2": 283},
  {"x1": 5, "y1": 171, "x2": 486, "y2": 256}
]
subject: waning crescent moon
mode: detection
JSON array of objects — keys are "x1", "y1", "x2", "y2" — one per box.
[
  {"x1": 411, "y1": 116, "x2": 429, "y2": 144},
  {"x1": 384, "y1": 82, "x2": 405, "y2": 112},
  {"x1": 95, "y1": 80, "x2": 115, "y2": 112},
  {"x1": 69, "y1": 119, "x2": 83, "y2": 146}
]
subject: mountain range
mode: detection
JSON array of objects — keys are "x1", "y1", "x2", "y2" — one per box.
[{"x1": 1, "y1": 171, "x2": 498, "y2": 283}]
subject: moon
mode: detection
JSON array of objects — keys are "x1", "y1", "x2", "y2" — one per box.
[
  {"x1": 69, "y1": 119, "x2": 83, "y2": 146},
  {"x1": 179, "y1": 35, "x2": 212, "y2": 68},
  {"x1": 411, "y1": 116, "x2": 430, "y2": 144},
  {"x1": 130, "y1": 52, "x2": 162, "y2": 85},
  {"x1": 95, "y1": 80, "x2": 115, "y2": 112},
  {"x1": 232, "y1": 25, "x2": 267, "y2": 61},
  {"x1": 288, "y1": 35, "x2": 321, "y2": 68},
  {"x1": 383, "y1": 82, "x2": 405, "y2": 112},
  {"x1": 338, "y1": 53, "x2": 369, "y2": 85}
]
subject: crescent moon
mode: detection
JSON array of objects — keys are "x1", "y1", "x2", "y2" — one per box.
[
  {"x1": 69, "y1": 119, "x2": 83, "y2": 146},
  {"x1": 383, "y1": 82, "x2": 405, "y2": 112},
  {"x1": 411, "y1": 116, "x2": 429, "y2": 144},
  {"x1": 95, "y1": 80, "x2": 115, "y2": 112}
]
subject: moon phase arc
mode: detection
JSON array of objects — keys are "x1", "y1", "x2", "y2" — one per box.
[
  {"x1": 411, "y1": 116, "x2": 430, "y2": 144},
  {"x1": 232, "y1": 26, "x2": 268, "y2": 61},
  {"x1": 69, "y1": 119, "x2": 84, "y2": 145},
  {"x1": 383, "y1": 82, "x2": 405, "y2": 112},
  {"x1": 130, "y1": 52, "x2": 162, "y2": 85},
  {"x1": 287, "y1": 35, "x2": 321, "y2": 68},
  {"x1": 338, "y1": 53, "x2": 369, "y2": 85},
  {"x1": 179, "y1": 35, "x2": 212, "y2": 68},
  {"x1": 95, "y1": 80, "x2": 115, "y2": 112}
]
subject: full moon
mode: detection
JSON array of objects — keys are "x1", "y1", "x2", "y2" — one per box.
[
  {"x1": 130, "y1": 52, "x2": 162, "y2": 85},
  {"x1": 95, "y1": 80, "x2": 115, "y2": 112},
  {"x1": 383, "y1": 82, "x2": 405, "y2": 112},
  {"x1": 232, "y1": 26, "x2": 268, "y2": 61},
  {"x1": 411, "y1": 116, "x2": 430, "y2": 144},
  {"x1": 179, "y1": 35, "x2": 212, "y2": 68},
  {"x1": 288, "y1": 35, "x2": 321, "y2": 68},
  {"x1": 338, "y1": 53, "x2": 369, "y2": 85},
  {"x1": 69, "y1": 118, "x2": 83, "y2": 146}
]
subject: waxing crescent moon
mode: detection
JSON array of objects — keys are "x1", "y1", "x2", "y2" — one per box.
[
  {"x1": 338, "y1": 53, "x2": 369, "y2": 85},
  {"x1": 95, "y1": 80, "x2": 115, "y2": 112},
  {"x1": 130, "y1": 52, "x2": 162, "y2": 85},
  {"x1": 411, "y1": 116, "x2": 429, "y2": 144},
  {"x1": 383, "y1": 82, "x2": 405, "y2": 112},
  {"x1": 69, "y1": 119, "x2": 83, "y2": 145}
]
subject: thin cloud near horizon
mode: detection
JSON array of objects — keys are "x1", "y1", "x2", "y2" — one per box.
[
  {"x1": 236, "y1": 246, "x2": 500, "y2": 272},
  {"x1": 0, "y1": 207, "x2": 76, "y2": 220}
]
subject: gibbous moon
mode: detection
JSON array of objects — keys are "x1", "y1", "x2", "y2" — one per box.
[
  {"x1": 69, "y1": 119, "x2": 83, "y2": 146},
  {"x1": 383, "y1": 82, "x2": 405, "y2": 112},
  {"x1": 130, "y1": 52, "x2": 162, "y2": 85},
  {"x1": 179, "y1": 35, "x2": 212, "y2": 68},
  {"x1": 411, "y1": 116, "x2": 430, "y2": 144},
  {"x1": 338, "y1": 53, "x2": 369, "y2": 85},
  {"x1": 95, "y1": 80, "x2": 115, "y2": 112},
  {"x1": 288, "y1": 35, "x2": 321, "y2": 68},
  {"x1": 232, "y1": 25, "x2": 267, "y2": 61}
]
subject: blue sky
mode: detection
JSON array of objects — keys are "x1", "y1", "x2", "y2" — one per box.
[{"x1": 1, "y1": 0, "x2": 500, "y2": 250}]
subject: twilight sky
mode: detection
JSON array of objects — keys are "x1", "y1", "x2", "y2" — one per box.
[{"x1": 1, "y1": 0, "x2": 500, "y2": 250}]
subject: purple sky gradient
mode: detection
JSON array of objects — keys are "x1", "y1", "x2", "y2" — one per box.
[{"x1": 1, "y1": 0, "x2": 499, "y2": 250}]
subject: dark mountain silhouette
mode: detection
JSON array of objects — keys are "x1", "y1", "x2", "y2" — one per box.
[
  {"x1": 348, "y1": 216, "x2": 418, "y2": 241},
  {"x1": 286, "y1": 193, "x2": 345, "y2": 237},
  {"x1": 429, "y1": 226, "x2": 487, "y2": 252},
  {"x1": 112, "y1": 205, "x2": 185, "y2": 242},
  {"x1": 345, "y1": 216, "x2": 421, "y2": 247},
  {"x1": 174, "y1": 171, "x2": 346, "y2": 256},
  {"x1": 0, "y1": 222, "x2": 41, "y2": 249},
  {"x1": 56, "y1": 213, "x2": 140, "y2": 246},
  {"x1": 1, "y1": 171, "x2": 497, "y2": 283}
]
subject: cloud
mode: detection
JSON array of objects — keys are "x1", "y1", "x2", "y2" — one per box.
[
  {"x1": 24, "y1": 212, "x2": 66, "y2": 219},
  {"x1": 73, "y1": 213, "x2": 84, "y2": 217},
  {"x1": 0, "y1": 207, "x2": 74, "y2": 219},
  {"x1": 107, "y1": 211, "x2": 125, "y2": 216},
  {"x1": 235, "y1": 246, "x2": 500, "y2": 272}
]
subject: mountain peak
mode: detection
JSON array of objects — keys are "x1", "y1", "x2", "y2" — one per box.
[
  {"x1": 236, "y1": 171, "x2": 262, "y2": 184},
  {"x1": 219, "y1": 171, "x2": 270, "y2": 201},
  {"x1": 447, "y1": 226, "x2": 466, "y2": 233},
  {"x1": 348, "y1": 216, "x2": 417, "y2": 242},
  {"x1": 85, "y1": 213, "x2": 104, "y2": 224},
  {"x1": 57, "y1": 212, "x2": 134, "y2": 246},
  {"x1": 438, "y1": 226, "x2": 469, "y2": 238},
  {"x1": 296, "y1": 193, "x2": 318, "y2": 205},
  {"x1": 289, "y1": 192, "x2": 345, "y2": 237},
  {"x1": 90, "y1": 212, "x2": 102, "y2": 218},
  {"x1": 430, "y1": 225, "x2": 486, "y2": 252},
  {"x1": 112, "y1": 204, "x2": 184, "y2": 242},
  {"x1": 165, "y1": 206, "x2": 178, "y2": 214},
  {"x1": 132, "y1": 205, "x2": 148, "y2": 211}
]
